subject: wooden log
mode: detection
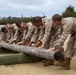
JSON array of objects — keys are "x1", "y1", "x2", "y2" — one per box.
[
  {"x1": 0, "y1": 43, "x2": 63, "y2": 61},
  {"x1": 0, "y1": 53, "x2": 43, "y2": 65}
]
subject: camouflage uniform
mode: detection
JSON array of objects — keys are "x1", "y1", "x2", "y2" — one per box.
[
  {"x1": 49, "y1": 24, "x2": 63, "y2": 48},
  {"x1": 12, "y1": 28, "x2": 23, "y2": 43},
  {"x1": 22, "y1": 29, "x2": 28, "y2": 40},
  {"x1": 11, "y1": 24, "x2": 23, "y2": 43},
  {"x1": 40, "y1": 18, "x2": 64, "y2": 67},
  {"x1": 36, "y1": 18, "x2": 63, "y2": 49},
  {"x1": 33, "y1": 18, "x2": 53, "y2": 48},
  {"x1": 1, "y1": 32, "x2": 8, "y2": 42},
  {"x1": 1, "y1": 28, "x2": 14, "y2": 42},
  {"x1": 22, "y1": 22, "x2": 37, "y2": 44},
  {"x1": 54, "y1": 17, "x2": 76, "y2": 58},
  {"x1": 41, "y1": 18, "x2": 53, "y2": 46},
  {"x1": 34, "y1": 25, "x2": 45, "y2": 43}
]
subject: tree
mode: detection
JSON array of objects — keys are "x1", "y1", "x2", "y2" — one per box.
[
  {"x1": 7, "y1": 16, "x2": 12, "y2": 19},
  {"x1": 62, "y1": 5, "x2": 76, "y2": 17}
]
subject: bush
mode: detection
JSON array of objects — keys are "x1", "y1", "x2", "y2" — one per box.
[{"x1": 0, "y1": 17, "x2": 32, "y2": 25}]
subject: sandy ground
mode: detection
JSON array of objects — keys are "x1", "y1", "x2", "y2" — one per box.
[
  {"x1": 0, "y1": 34, "x2": 76, "y2": 75},
  {"x1": 0, "y1": 56, "x2": 76, "y2": 75}
]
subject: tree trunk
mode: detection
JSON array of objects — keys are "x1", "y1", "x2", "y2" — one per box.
[{"x1": 0, "y1": 43, "x2": 63, "y2": 61}]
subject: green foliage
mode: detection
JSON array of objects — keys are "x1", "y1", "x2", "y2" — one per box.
[
  {"x1": 0, "y1": 17, "x2": 32, "y2": 25},
  {"x1": 62, "y1": 5, "x2": 76, "y2": 17},
  {"x1": 0, "y1": 16, "x2": 44, "y2": 25}
]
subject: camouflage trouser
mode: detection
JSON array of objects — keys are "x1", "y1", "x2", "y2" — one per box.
[
  {"x1": 15, "y1": 36, "x2": 23, "y2": 43},
  {"x1": 49, "y1": 35, "x2": 60, "y2": 49},
  {"x1": 64, "y1": 34, "x2": 76, "y2": 58},
  {"x1": 44, "y1": 41, "x2": 50, "y2": 49},
  {"x1": 15, "y1": 29, "x2": 23, "y2": 44}
]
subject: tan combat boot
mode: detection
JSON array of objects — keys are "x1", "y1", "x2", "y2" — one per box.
[
  {"x1": 43, "y1": 59, "x2": 54, "y2": 67},
  {"x1": 55, "y1": 58, "x2": 65, "y2": 66},
  {"x1": 58, "y1": 58, "x2": 71, "y2": 70}
]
